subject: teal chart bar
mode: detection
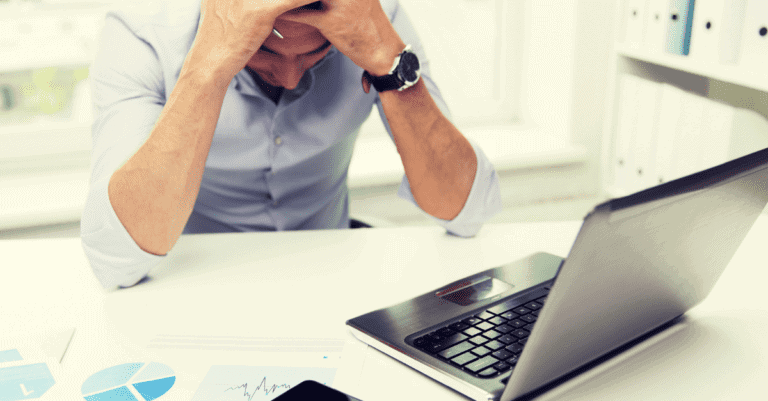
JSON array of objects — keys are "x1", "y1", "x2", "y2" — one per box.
[{"x1": 81, "y1": 362, "x2": 175, "y2": 401}]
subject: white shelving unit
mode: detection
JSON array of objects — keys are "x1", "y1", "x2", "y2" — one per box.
[{"x1": 601, "y1": 0, "x2": 768, "y2": 199}]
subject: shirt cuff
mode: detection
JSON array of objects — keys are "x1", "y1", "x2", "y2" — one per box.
[
  {"x1": 80, "y1": 176, "x2": 165, "y2": 289},
  {"x1": 397, "y1": 139, "x2": 502, "y2": 237}
]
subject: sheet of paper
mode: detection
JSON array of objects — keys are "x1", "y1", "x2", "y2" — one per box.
[
  {"x1": 0, "y1": 330, "x2": 78, "y2": 400},
  {"x1": 191, "y1": 366, "x2": 336, "y2": 401},
  {"x1": 123, "y1": 334, "x2": 369, "y2": 400}
]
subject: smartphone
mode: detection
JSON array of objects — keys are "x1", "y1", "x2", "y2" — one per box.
[{"x1": 272, "y1": 380, "x2": 362, "y2": 401}]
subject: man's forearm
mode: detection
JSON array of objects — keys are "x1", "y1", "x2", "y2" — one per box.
[
  {"x1": 108, "y1": 67, "x2": 229, "y2": 256},
  {"x1": 379, "y1": 79, "x2": 478, "y2": 221}
]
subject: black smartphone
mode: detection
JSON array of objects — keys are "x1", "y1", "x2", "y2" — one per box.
[{"x1": 272, "y1": 380, "x2": 362, "y2": 401}]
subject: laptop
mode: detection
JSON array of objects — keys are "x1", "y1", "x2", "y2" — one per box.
[{"x1": 347, "y1": 147, "x2": 768, "y2": 401}]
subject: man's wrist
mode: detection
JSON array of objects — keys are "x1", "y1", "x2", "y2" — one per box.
[{"x1": 363, "y1": 15, "x2": 406, "y2": 76}]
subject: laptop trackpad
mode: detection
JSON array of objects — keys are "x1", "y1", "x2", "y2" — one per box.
[{"x1": 439, "y1": 277, "x2": 516, "y2": 307}]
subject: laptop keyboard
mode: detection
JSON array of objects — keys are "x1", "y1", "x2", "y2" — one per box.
[{"x1": 408, "y1": 287, "x2": 550, "y2": 379}]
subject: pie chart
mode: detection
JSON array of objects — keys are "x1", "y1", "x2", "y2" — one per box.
[{"x1": 81, "y1": 362, "x2": 175, "y2": 401}]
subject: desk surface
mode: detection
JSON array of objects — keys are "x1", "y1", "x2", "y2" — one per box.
[{"x1": 2, "y1": 218, "x2": 767, "y2": 400}]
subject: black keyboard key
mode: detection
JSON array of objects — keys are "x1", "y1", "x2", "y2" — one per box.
[
  {"x1": 508, "y1": 319, "x2": 526, "y2": 329},
  {"x1": 448, "y1": 322, "x2": 470, "y2": 332},
  {"x1": 486, "y1": 300, "x2": 517, "y2": 315},
  {"x1": 413, "y1": 337, "x2": 430, "y2": 348},
  {"x1": 495, "y1": 324, "x2": 513, "y2": 334},
  {"x1": 512, "y1": 307, "x2": 531, "y2": 315},
  {"x1": 476, "y1": 311, "x2": 495, "y2": 320},
  {"x1": 493, "y1": 361, "x2": 511, "y2": 372},
  {"x1": 472, "y1": 346, "x2": 491, "y2": 357},
  {"x1": 424, "y1": 342, "x2": 445, "y2": 353},
  {"x1": 484, "y1": 340, "x2": 505, "y2": 351},
  {"x1": 427, "y1": 333, "x2": 445, "y2": 342},
  {"x1": 498, "y1": 334, "x2": 517, "y2": 345},
  {"x1": 488, "y1": 316, "x2": 507, "y2": 325},
  {"x1": 506, "y1": 355, "x2": 520, "y2": 365},
  {"x1": 478, "y1": 367, "x2": 498, "y2": 377},
  {"x1": 442, "y1": 332, "x2": 469, "y2": 348},
  {"x1": 492, "y1": 349, "x2": 513, "y2": 360},
  {"x1": 505, "y1": 343, "x2": 524, "y2": 354},
  {"x1": 465, "y1": 355, "x2": 500, "y2": 373},
  {"x1": 518, "y1": 338, "x2": 528, "y2": 345},
  {"x1": 438, "y1": 341, "x2": 474, "y2": 359},
  {"x1": 524, "y1": 301, "x2": 542, "y2": 310},
  {"x1": 482, "y1": 329, "x2": 501, "y2": 340},
  {"x1": 463, "y1": 327, "x2": 482, "y2": 337},
  {"x1": 469, "y1": 335, "x2": 489, "y2": 346},
  {"x1": 462, "y1": 317, "x2": 482, "y2": 326},
  {"x1": 500, "y1": 311, "x2": 519, "y2": 320},
  {"x1": 451, "y1": 352, "x2": 478, "y2": 366},
  {"x1": 511, "y1": 329, "x2": 530, "y2": 339},
  {"x1": 476, "y1": 321, "x2": 495, "y2": 331},
  {"x1": 519, "y1": 314, "x2": 537, "y2": 323},
  {"x1": 532, "y1": 310, "x2": 540, "y2": 316},
  {"x1": 437, "y1": 327, "x2": 455, "y2": 337},
  {"x1": 524, "y1": 323, "x2": 535, "y2": 332}
]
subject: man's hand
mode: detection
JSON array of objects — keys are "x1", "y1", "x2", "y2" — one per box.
[
  {"x1": 188, "y1": 0, "x2": 320, "y2": 87},
  {"x1": 280, "y1": 0, "x2": 405, "y2": 76}
]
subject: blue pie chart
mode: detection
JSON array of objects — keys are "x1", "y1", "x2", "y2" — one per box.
[{"x1": 81, "y1": 362, "x2": 175, "y2": 401}]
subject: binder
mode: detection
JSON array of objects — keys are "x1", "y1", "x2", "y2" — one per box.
[
  {"x1": 626, "y1": 0, "x2": 650, "y2": 49},
  {"x1": 738, "y1": 0, "x2": 768, "y2": 70},
  {"x1": 671, "y1": 90, "x2": 706, "y2": 179},
  {"x1": 617, "y1": 0, "x2": 629, "y2": 43},
  {"x1": 630, "y1": 78, "x2": 663, "y2": 191},
  {"x1": 698, "y1": 98, "x2": 733, "y2": 171},
  {"x1": 665, "y1": 0, "x2": 696, "y2": 55},
  {"x1": 718, "y1": 0, "x2": 748, "y2": 64},
  {"x1": 645, "y1": 0, "x2": 671, "y2": 53},
  {"x1": 689, "y1": 0, "x2": 725, "y2": 63},
  {"x1": 612, "y1": 75, "x2": 641, "y2": 193},
  {"x1": 727, "y1": 108, "x2": 768, "y2": 161},
  {"x1": 654, "y1": 84, "x2": 683, "y2": 185}
]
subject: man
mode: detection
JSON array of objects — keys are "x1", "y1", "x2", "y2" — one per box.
[{"x1": 81, "y1": 0, "x2": 502, "y2": 289}]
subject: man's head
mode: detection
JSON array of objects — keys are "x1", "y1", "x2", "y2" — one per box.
[{"x1": 246, "y1": 1, "x2": 330, "y2": 90}]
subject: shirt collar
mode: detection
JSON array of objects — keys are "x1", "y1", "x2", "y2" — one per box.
[{"x1": 234, "y1": 46, "x2": 339, "y2": 101}]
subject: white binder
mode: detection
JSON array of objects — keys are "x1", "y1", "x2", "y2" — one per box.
[
  {"x1": 671, "y1": 90, "x2": 706, "y2": 179},
  {"x1": 612, "y1": 75, "x2": 641, "y2": 193},
  {"x1": 698, "y1": 99, "x2": 733, "y2": 171},
  {"x1": 630, "y1": 78, "x2": 663, "y2": 192},
  {"x1": 719, "y1": 0, "x2": 748, "y2": 64},
  {"x1": 654, "y1": 84, "x2": 683, "y2": 185},
  {"x1": 645, "y1": 0, "x2": 671, "y2": 54},
  {"x1": 739, "y1": 0, "x2": 768, "y2": 70},
  {"x1": 625, "y1": 0, "x2": 649, "y2": 49},
  {"x1": 689, "y1": 0, "x2": 725, "y2": 63}
]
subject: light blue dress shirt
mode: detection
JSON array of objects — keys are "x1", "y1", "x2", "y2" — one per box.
[{"x1": 81, "y1": 0, "x2": 502, "y2": 289}]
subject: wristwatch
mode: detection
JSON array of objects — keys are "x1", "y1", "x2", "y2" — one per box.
[{"x1": 362, "y1": 45, "x2": 421, "y2": 93}]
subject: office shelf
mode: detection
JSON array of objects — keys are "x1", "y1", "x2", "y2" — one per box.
[
  {"x1": 601, "y1": 2, "x2": 768, "y2": 200},
  {"x1": 615, "y1": 45, "x2": 768, "y2": 94}
]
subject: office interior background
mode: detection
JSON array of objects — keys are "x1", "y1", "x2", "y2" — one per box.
[{"x1": 1, "y1": 0, "x2": 766, "y2": 240}]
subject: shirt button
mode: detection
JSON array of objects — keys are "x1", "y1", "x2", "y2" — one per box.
[{"x1": 274, "y1": 136, "x2": 282, "y2": 146}]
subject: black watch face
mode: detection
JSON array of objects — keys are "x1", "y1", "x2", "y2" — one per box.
[{"x1": 398, "y1": 52, "x2": 420, "y2": 82}]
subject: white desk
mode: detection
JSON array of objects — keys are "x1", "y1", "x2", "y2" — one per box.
[{"x1": 2, "y1": 218, "x2": 767, "y2": 400}]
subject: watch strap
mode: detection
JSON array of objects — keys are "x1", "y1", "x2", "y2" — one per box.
[{"x1": 362, "y1": 70, "x2": 403, "y2": 92}]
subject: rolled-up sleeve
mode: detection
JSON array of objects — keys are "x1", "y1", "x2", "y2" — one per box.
[
  {"x1": 80, "y1": 12, "x2": 166, "y2": 289},
  {"x1": 377, "y1": 0, "x2": 503, "y2": 237}
]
